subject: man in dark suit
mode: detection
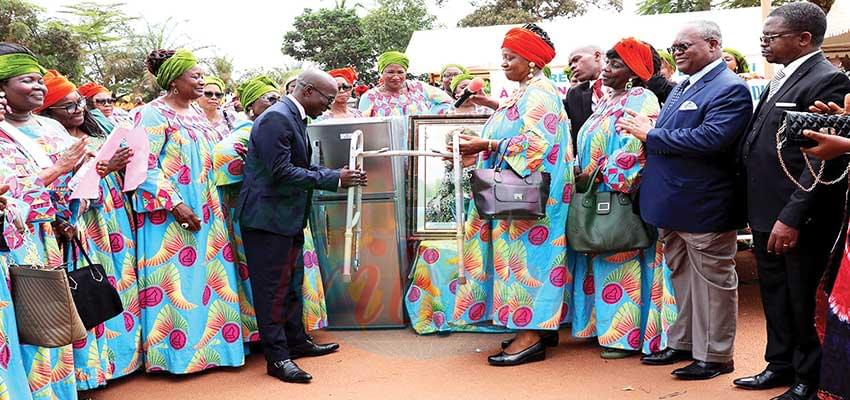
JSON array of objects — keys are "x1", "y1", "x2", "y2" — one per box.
[
  {"x1": 563, "y1": 45, "x2": 603, "y2": 153},
  {"x1": 734, "y1": 4, "x2": 850, "y2": 399},
  {"x1": 238, "y1": 70, "x2": 365, "y2": 383},
  {"x1": 617, "y1": 20, "x2": 753, "y2": 380}
]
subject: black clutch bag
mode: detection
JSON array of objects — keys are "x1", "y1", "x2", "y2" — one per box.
[
  {"x1": 778, "y1": 111, "x2": 850, "y2": 148},
  {"x1": 68, "y1": 236, "x2": 124, "y2": 330}
]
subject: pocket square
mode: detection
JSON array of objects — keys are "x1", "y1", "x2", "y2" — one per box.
[
  {"x1": 775, "y1": 102, "x2": 797, "y2": 108},
  {"x1": 678, "y1": 101, "x2": 698, "y2": 111}
]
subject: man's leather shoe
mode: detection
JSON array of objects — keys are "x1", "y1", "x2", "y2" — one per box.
[
  {"x1": 289, "y1": 340, "x2": 339, "y2": 359},
  {"x1": 770, "y1": 383, "x2": 817, "y2": 400},
  {"x1": 733, "y1": 368, "x2": 794, "y2": 390},
  {"x1": 672, "y1": 360, "x2": 734, "y2": 380},
  {"x1": 640, "y1": 348, "x2": 693, "y2": 365},
  {"x1": 488, "y1": 341, "x2": 546, "y2": 366},
  {"x1": 501, "y1": 331, "x2": 559, "y2": 349},
  {"x1": 266, "y1": 359, "x2": 311, "y2": 383}
]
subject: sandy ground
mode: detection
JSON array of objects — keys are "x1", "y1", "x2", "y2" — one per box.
[{"x1": 85, "y1": 251, "x2": 787, "y2": 400}]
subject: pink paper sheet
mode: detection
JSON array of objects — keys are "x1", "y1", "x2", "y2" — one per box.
[
  {"x1": 70, "y1": 129, "x2": 126, "y2": 200},
  {"x1": 123, "y1": 126, "x2": 150, "y2": 192}
]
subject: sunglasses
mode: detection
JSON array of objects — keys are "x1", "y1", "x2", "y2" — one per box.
[
  {"x1": 203, "y1": 91, "x2": 224, "y2": 99},
  {"x1": 667, "y1": 42, "x2": 694, "y2": 54},
  {"x1": 262, "y1": 94, "x2": 280, "y2": 104},
  {"x1": 338, "y1": 83, "x2": 352, "y2": 92},
  {"x1": 94, "y1": 98, "x2": 114, "y2": 106},
  {"x1": 49, "y1": 98, "x2": 86, "y2": 114}
]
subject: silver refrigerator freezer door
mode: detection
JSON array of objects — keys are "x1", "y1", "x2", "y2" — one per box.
[{"x1": 311, "y1": 198, "x2": 405, "y2": 329}]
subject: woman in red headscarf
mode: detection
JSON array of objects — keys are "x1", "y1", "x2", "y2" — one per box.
[
  {"x1": 78, "y1": 81, "x2": 131, "y2": 127},
  {"x1": 567, "y1": 38, "x2": 674, "y2": 360},
  {"x1": 447, "y1": 23, "x2": 574, "y2": 366},
  {"x1": 317, "y1": 67, "x2": 363, "y2": 121}
]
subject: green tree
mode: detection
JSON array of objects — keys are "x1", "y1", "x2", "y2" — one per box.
[
  {"x1": 361, "y1": 0, "x2": 436, "y2": 53},
  {"x1": 204, "y1": 55, "x2": 235, "y2": 91},
  {"x1": 453, "y1": 0, "x2": 623, "y2": 27},
  {"x1": 637, "y1": 0, "x2": 831, "y2": 15}
]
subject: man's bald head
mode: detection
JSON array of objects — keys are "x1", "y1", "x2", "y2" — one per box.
[
  {"x1": 292, "y1": 69, "x2": 338, "y2": 118},
  {"x1": 568, "y1": 45, "x2": 603, "y2": 82}
]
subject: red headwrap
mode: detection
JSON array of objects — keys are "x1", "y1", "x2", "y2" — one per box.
[
  {"x1": 77, "y1": 82, "x2": 109, "y2": 99},
  {"x1": 501, "y1": 27, "x2": 556, "y2": 68},
  {"x1": 612, "y1": 38, "x2": 654, "y2": 82},
  {"x1": 35, "y1": 70, "x2": 77, "y2": 113},
  {"x1": 329, "y1": 67, "x2": 358, "y2": 85},
  {"x1": 354, "y1": 85, "x2": 369, "y2": 97}
]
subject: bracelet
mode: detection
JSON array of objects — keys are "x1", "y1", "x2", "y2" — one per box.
[{"x1": 488, "y1": 140, "x2": 495, "y2": 152}]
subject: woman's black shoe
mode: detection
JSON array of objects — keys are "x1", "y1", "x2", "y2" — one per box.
[
  {"x1": 501, "y1": 331, "x2": 559, "y2": 349},
  {"x1": 488, "y1": 341, "x2": 546, "y2": 366}
]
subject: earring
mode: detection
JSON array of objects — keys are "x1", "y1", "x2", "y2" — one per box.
[
  {"x1": 528, "y1": 62, "x2": 536, "y2": 79},
  {"x1": 171, "y1": 87, "x2": 179, "y2": 96},
  {"x1": 625, "y1": 80, "x2": 634, "y2": 90}
]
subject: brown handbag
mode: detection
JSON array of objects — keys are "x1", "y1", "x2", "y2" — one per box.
[{"x1": 471, "y1": 145, "x2": 551, "y2": 220}]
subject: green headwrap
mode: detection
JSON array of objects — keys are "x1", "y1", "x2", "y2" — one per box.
[
  {"x1": 563, "y1": 65, "x2": 573, "y2": 80},
  {"x1": 542, "y1": 66, "x2": 552, "y2": 79},
  {"x1": 204, "y1": 75, "x2": 226, "y2": 92},
  {"x1": 377, "y1": 51, "x2": 409, "y2": 73},
  {"x1": 657, "y1": 50, "x2": 676, "y2": 72},
  {"x1": 449, "y1": 73, "x2": 474, "y2": 93},
  {"x1": 0, "y1": 53, "x2": 47, "y2": 81},
  {"x1": 441, "y1": 63, "x2": 469, "y2": 76},
  {"x1": 155, "y1": 49, "x2": 198, "y2": 89},
  {"x1": 722, "y1": 48, "x2": 750, "y2": 73},
  {"x1": 238, "y1": 76, "x2": 279, "y2": 108}
]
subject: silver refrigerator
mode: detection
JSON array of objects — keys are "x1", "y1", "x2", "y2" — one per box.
[{"x1": 308, "y1": 117, "x2": 408, "y2": 329}]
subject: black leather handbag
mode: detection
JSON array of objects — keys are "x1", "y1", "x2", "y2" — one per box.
[
  {"x1": 68, "y1": 236, "x2": 124, "y2": 330},
  {"x1": 778, "y1": 110, "x2": 850, "y2": 148},
  {"x1": 471, "y1": 148, "x2": 551, "y2": 220}
]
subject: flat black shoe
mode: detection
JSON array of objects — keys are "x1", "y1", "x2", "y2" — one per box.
[
  {"x1": 770, "y1": 383, "x2": 817, "y2": 400},
  {"x1": 640, "y1": 348, "x2": 693, "y2": 365},
  {"x1": 501, "y1": 331, "x2": 559, "y2": 349},
  {"x1": 672, "y1": 360, "x2": 734, "y2": 380},
  {"x1": 266, "y1": 359, "x2": 312, "y2": 383},
  {"x1": 289, "y1": 340, "x2": 340, "y2": 359},
  {"x1": 734, "y1": 368, "x2": 795, "y2": 390},
  {"x1": 488, "y1": 341, "x2": 546, "y2": 366}
]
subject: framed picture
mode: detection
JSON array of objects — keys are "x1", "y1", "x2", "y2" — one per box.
[{"x1": 407, "y1": 114, "x2": 489, "y2": 239}]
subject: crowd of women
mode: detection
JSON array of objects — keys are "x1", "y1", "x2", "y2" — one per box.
[{"x1": 0, "y1": 15, "x2": 848, "y2": 399}]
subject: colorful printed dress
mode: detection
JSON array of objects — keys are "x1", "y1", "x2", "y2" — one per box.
[
  {"x1": 71, "y1": 131, "x2": 142, "y2": 389},
  {"x1": 3, "y1": 117, "x2": 79, "y2": 399},
  {"x1": 133, "y1": 97, "x2": 245, "y2": 374},
  {"x1": 820, "y1": 224, "x2": 850, "y2": 399},
  {"x1": 358, "y1": 81, "x2": 452, "y2": 117},
  {"x1": 212, "y1": 120, "x2": 328, "y2": 336},
  {"x1": 315, "y1": 107, "x2": 363, "y2": 122},
  {"x1": 449, "y1": 76, "x2": 574, "y2": 330},
  {"x1": 568, "y1": 87, "x2": 677, "y2": 354}
]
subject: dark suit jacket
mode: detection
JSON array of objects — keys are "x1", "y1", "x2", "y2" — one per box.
[
  {"x1": 237, "y1": 97, "x2": 340, "y2": 236},
  {"x1": 564, "y1": 80, "x2": 593, "y2": 154},
  {"x1": 640, "y1": 61, "x2": 753, "y2": 233},
  {"x1": 739, "y1": 53, "x2": 850, "y2": 233}
]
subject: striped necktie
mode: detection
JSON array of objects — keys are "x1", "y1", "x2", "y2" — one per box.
[
  {"x1": 765, "y1": 70, "x2": 786, "y2": 101},
  {"x1": 667, "y1": 79, "x2": 691, "y2": 107}
]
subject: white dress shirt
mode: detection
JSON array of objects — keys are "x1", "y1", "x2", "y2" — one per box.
[
  {"x1": 772, "y1": 50, "x2": 823, "y2": 92},
  {"x1": 682, "y1": 58, "x2": 725, "y2": 93},
  {"x1": 286, "y1": 94, "x2": 307, "y2": 120}
]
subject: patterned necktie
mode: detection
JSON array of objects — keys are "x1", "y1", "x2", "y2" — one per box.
[
  {"x1": 765, "y1": 69, "x2": 786, "y2": 101},
  {"x1": 591, "y1": 79, "x2": 605, "y2": 111},
  {"x1": 667, "y1": 79, "x2": 691, "y2": 108}
]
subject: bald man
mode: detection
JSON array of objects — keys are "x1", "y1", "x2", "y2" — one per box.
[
  {"x1": 237, "y1": 70, "x2": 366, "y2": 383},
  {"x1": 563, "y1": 45, "x2": 604, "y2": 154}
]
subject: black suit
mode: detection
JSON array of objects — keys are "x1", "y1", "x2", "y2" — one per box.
[
  {"x1": 564, "y1": 80, "x2": 593, "y2": 155},
  {"x1": 237, "y1": 97, "x2": 340, "y2": 362},
  {"x1": 739, "y1": 52, "x2": 850, "y2": 384}
]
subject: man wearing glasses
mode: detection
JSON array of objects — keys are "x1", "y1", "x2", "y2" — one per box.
[
  {"x1": 735, "y1": 3, "x2": 850, "y2": 399},
  {"x1": 617, "y1": 20, "x2": 752, "y2": 380},
  {"x1": 237, "y1": 69, "x2": 365, "y2": 384}
]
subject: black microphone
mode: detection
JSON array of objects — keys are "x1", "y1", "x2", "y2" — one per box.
[{"x1": 453, "y1": 78, "x2": 485, "y2": 108}]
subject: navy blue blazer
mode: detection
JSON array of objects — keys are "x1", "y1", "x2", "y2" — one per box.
[
  {"x1": 236, "y1": 97, "x2": 340, "y2": 236},
  {"x1": 639, "y1": 61, "x2": 753, "y2": 233}
]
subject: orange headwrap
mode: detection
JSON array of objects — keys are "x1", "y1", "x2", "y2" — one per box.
[
  {"x1": 77, "y1": 82, "x2": 109, "y2": 99},
  {"x1": 612, "y1": 38, "x2": 654, "y2": 82},
  {"x1": 329, "y1": 67, "x2": 358, "y2": 85},
  {"x1": 35, "y1": 70, "x2": 77, "y2": 113},
  {"x1": 501, "y1": 27, "x2": 556, "y2": 68}
]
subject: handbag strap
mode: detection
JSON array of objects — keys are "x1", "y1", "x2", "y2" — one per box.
[
  {"x1": 576, "y1": 166, "x2": 603, "y2": 194},
  {"x1": 70, "y1": 235, "x2": 94, "y2": 270}
]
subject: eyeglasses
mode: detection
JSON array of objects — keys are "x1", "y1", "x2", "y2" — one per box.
[
  {"x1": 760, "y1": 32, "x2": 798, "y2": 43},
  {"x1": 338, "y1": 83, "x2": 352, "y2": 92},
  {"x1": 48, "y1": 98, "x2": 86, "y2": 114},
  {"x1": 94, "y1": 98, "x2": 114, "y2": 106},
  {"x1": 203, "y1": 91, "x2": 224, "y2": 99},
  {"x1": 262, "y1": 94, "x2": 280, "y2": 104},
  {"x1": 668, "y1": 42, "x2": 695, "y2": 54},
  {"x1": 305, "y1": 83, "x2": 336, "y2": 104}
]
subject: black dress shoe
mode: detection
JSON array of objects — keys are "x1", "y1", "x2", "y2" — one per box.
[
  {"x1": 733, "y1": 368, "x2": 795, "y2": 390},
  {"x1": 672, "y1": 360, "x2": 735, "y2": 380},
  {"x1": 289, "y1": 340, "x2": 340, "y2": 359},
  {"x1": 488, "y1": 341, "x2": 546, "y2": 366},
  {"x1": 266, "y1": 359, "x2": 312, "y2": 383},
  {"x1": 770, "y1": 383, "x2": 816, "y2": 400},
  {"x1": 501, "y1": 331, "x2": 559, "y2": 349},
  {"x1": 640, "y1": 348, "x2": 693, "y2": 365}
]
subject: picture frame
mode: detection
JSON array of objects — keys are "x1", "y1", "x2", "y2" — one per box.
[{"x1": 407, "y1": 114, "x2": 489, "y2": 240}]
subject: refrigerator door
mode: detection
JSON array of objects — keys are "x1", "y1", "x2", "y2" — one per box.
[
  {"x1": 311, "y1": 198, "x2": 406, "y2": 329},
  {"x1": 309, "y1": 118, "x2": 396, "y2": 198}
]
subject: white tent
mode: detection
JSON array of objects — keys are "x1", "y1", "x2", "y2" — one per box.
[{"x1": 406, "y1": 8, "x2": 766, "y2": 75}]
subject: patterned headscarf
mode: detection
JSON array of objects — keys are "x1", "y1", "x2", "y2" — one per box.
[
  {"x1": 155, "y1": 49, "x2": 197, "y2": 89},
  {"x1": 238, "y1": 76, "x2": 279, "y2": 108},
  {"x1": 204, "y1": 75, "x2": 227, "y2": 92},
  {"x1": 77, "y1": 82, "x2": 110, "y2": 99},
  {"x1": 329, "y1": 67, "x2": 358, "y2": 85},
  {"x1": 36, "y1": 70, "x2": 77, "y2": 112},
  {"x1": 657, "y1": 50, "x2": 676, "y2": 73},
  {"x1": 612, "y1": 37, "x2": 654, "y2": 82},
  {"x1": 377, "y1": 51, "x2": 409, "y2": 73},
  {"x1": 449, "y1": 73, "x2": 474, "y2": 93},
  {"x1": 501, "y1": 27, "x2": 556, "y2": 68},
  {"x1": 723, "y1": 48, "x2": 750, "y2": 73},
  {"x1": 0, "y1": 52, "x2": 46, "y2": 81}
]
